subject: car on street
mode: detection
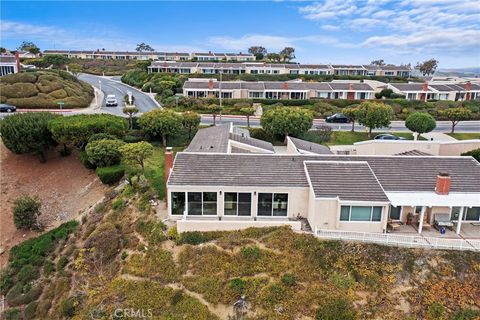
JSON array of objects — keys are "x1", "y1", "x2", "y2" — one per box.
[
  {"x1": 0, "y1": 103, "x2": 17, "y2": 113},
  {"x1": 106, "y1": 95, "x2": 118, "y2": 107},
  {"x1": 374, "y1": 133, "x2": 407, "y2": 140},
  {"x1": 325, "y1": 113, "x2": 350, "y2": 123}
]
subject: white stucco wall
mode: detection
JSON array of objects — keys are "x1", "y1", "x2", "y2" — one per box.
[{"x1": 354, "y1": 140, "x2": 480, "y2": 156}]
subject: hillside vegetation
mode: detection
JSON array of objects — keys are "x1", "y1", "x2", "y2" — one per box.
[
  {"x1": 1, "y1": 181, "x2": 479, "y2": 320},
  {"x1": 0, "y1": 70, "x2": 94, "y2": 109}
]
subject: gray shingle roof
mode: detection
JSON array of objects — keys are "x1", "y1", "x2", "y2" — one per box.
[
  {"x1": 389, "y1": 83, "x2": 426, "y2": 91},
  {"x1": 229, "y1": 133, "x2": 275, "y2": 152},
  {"x1": 305, "y1": 161, "x2": 389, "y2": 201},
  {"x1": 394, "y1": 150, "x2": 433, "y2": 156},
  {"x1": 288, "y1": 137, "x2": 333, "y2": 155},
  {"x1": 168, "y1": 153, "x2": 480, "y2": 194},
  {"x1": 184, "y1": 124, "x2": 231, "y2": 153}
]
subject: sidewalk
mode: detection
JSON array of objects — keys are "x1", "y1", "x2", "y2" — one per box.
[{"x1": 421, "y1": 132, "x2": 457, "y2": 141}]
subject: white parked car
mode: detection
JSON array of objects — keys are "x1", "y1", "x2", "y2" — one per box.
[{"x1": 106, "y1": 95, "x2": 118, "y2": 107}]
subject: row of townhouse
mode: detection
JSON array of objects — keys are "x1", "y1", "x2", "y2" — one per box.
[
  {"x1": 183, "y1": 78, "x2": 374, "y2": 100},
  {"x1": 388, "y1": 82, "x2": 480, "y2": 101},
  {"x1": 0, "y1": 54, "x2": 20, "y2": 77},
  {"x1": 165, "y1": 124, "x2": 480, "y2": 237},
  {"x1": 148, "y1": 61, "x2": 412, "y2": 77},
  {"x1": 43, "y1": 50, "x2": 255, "y2": 61}
]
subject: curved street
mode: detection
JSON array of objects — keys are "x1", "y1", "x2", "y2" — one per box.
[{"x1": 78, "y1": 73, "x2": 159, "y2": 115}]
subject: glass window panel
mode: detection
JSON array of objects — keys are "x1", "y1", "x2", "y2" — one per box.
[
  {"x1": 273, "y1": 193, "x2": 288, "y2": 216},
  {"x1": 224, "y1": 192, "x2": 237, "y2": 216},
  {"x1": 340, "y1": 206, "x2": 350, "y2": 221},
  {"x1": 372, "y1": 207, "x2": 382, "y2": 221},
  {"x1": 451, "y1": 207, "x2": 461, "y2": 220},
  {"x1": 188, "y1": 192, "x2": 202, "y2": 215},
  {"x1": 350, "y1": 206, "x2": 372, "y2": 221},
  {"x1": 203, "y1": 192, "x2": 217, "y2": 215},
  {"x1": 389, "y1": 206, "x2": 401, "y2": 220},
  {"x1": 466, "y1": 207, "x2": 480, "y2": 221},
  {"x1": 258, "y1": 193, "x2": 273, "y2": 216},
  {"x1": 171, "y1": 192, "x2": 185, "y2": 215},
  {"x1": 238, "y1": 193, "x2": 252, "y2": 216}
]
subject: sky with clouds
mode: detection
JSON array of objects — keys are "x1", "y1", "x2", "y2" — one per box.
[{"x1": 1, "y1": 0, "x2": 479, "y2": 68}]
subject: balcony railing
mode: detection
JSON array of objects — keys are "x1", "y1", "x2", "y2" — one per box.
[{"x1": 314, "y1": 228, "x2": 480, "y2": 251}]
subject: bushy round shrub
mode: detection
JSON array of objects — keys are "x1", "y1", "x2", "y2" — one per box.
[
  {"x1": 461, "y1": 148, "x2": 480, "y2": 162},
  {"x1": 85, "y1": 139, "x2": 125, "y2": 167},
  {"x1": 405, "y1": 112, "x2": 436, "y2": 134},
  {"x1": 13, "y1": 195, "x2": 42, "y2": 230},
  {"x1": 95, "y1": 165, "x2": 125, "y2": 185}
]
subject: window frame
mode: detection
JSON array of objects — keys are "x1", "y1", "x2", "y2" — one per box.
[
  {"x1": 257, "y1": 192, "x2": 289, "y2": 217},
  {"x1": 224, "y1": 192, "x2": 252, "y2": 216},
  {"x1": 170, "y1": 191, "x2": 218, "y2": 216},
  {"x1": 339, "y1": 205, "x2": 383, "y2": 222}
]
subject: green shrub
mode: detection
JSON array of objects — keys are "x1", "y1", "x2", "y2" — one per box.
[
  {"x1": 240, "y1": 246, "x2": 262, "y2": 261},
  {"x1": 450, "y1": 309, "x2": 480, "y2": 320},
  {"x1": 0, "y1": 112, "x2": 60, "y2": 162},
  {"x1": 56, "y1": 256, "x2": 69, "y2": 270},
  {"x1": 84, "y1": 222, "x2": 121, "y2": 262},
  {"x1": 461, "y1": 148, "x2": 480, "y2": 162},
  {"x1": 1, "y1": 83, "x2": 39, "y2": 98},
  {"x1": 228, "y1": 278, "x2": 247, "y2": 296},
  {"x1": 177, "y1": 231, "x2": 223, "y2": 245},
  {"x1": 135, "y1": 218, "x2": 166, "y2": 245},
  {"x1": 88, "y1": 132, "x2": 118, "y2": 143},
  {"x1": 95, "y1": 165, "x2": 125, "y2": 184},
  {"x1": 259, "y1": 283, "x2": 286, "y2": 307},
  {"x1": 281, "y1": 273, "x2": 297, "y2": 286},
  {"x1": 85, "y1": 139, "x2": 125, "y2": 167},
  {"x1": 9, "y1": 221, "x2": 78, "y2": 273},
  {"x1": 3, "y1": 308, "x2": 21, "y2": 320},
  {"x1": 79, "y1": 150, "x2": 96, "y2": 169},
  {"x1": 316, "y1": 297, "x2": 357, "y2": 320},
  {"x1": 17, "y1": 264, "x2": 39, "y2": 283},
  {"x1": 24, "y1": 301, "x2": 38, "y2": 320},
  {"x1": 0, "y1": 273, "x2": 14, "y2": 295},
  {"x1": 13, "y1": 195, "x2": 42, "y2": 230},
  {"x1": 426, "y1": 301, "x2": 446, "y2": 320},
  {"x1": 43, "y1": 260, "x2": 55, "y2": 276},
  {"x1": 0, "y1": 72, "x2": 37, "y2": 84},
  {"x1": 248, "y1": 127, "x2": 275, "y2": 143},
  {"x1": 60, "y1": 296, "x2": 78, "y2": 317}
]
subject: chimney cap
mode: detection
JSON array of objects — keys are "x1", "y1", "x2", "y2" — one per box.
[
  {"x1": 438, "y1": 171, "x2": 449, "y2": 177},
  {"x1": 166, "y1": 147, "x2": 173, "y2": 151}
]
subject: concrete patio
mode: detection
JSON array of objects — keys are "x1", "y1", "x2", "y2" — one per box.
[{"x1": 390, "y1": 222, "x2": 480, "y2": 239}]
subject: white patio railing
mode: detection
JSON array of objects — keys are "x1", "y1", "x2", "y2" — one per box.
[{"x1": 314, "y1": 228, "x2": 480, "y2": 251}]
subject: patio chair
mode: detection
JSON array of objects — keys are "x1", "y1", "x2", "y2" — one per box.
[
  {"x1": 433, "y1": 213, "x2": 454, "y2": 230},
  {"x1": 387, "y1": 219, "x2": 402, "y2": 232}
]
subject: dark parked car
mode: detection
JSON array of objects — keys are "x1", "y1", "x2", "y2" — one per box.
[
  {"x1": 374, "y1": 134, "x2": 407, "y2": 140},
  {"x1": 325, "y1": 113, "x2": 350, "y2": 123},
  {"x1": 0, "y1": 104, "x2": 16, "y2": 113}
]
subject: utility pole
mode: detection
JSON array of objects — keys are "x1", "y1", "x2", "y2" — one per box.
[{"x1": 219, "y1": 67, "x2": 223, "y2": 120}]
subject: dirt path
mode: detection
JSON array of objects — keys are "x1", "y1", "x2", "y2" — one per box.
[{"x1": 0, "y1": 143, "x2": 107, "y2": 267}]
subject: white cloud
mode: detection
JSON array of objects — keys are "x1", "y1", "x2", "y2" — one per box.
[
  {"x1": 208, "y1": 34, "x2": 295, "y2": 51},
  {"x1": 320, "y1": 24, "x2": 341, "y2": 31},
  {"x1": 297, "y1": 0, "x2": 480, "y2": 54}
]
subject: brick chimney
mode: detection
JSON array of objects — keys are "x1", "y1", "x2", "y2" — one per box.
[
  {"x1": 283, "y1": 82, "x2": 289, "y2": 90},
  {"x1": 465, "y1": 81, "x2": 472, "y2": 101},
  {"x1": 435, "y1": 172, "x2": 451, "y2": 195},
  {"x1": 15, "y1": 52, "x2": 20, "y2": 73},
  {"x1": 208, "y1": 79, "x2": 214, "y2": 90},
  {"x1": 423, "y1": 82, "x2": 428, "y2": 91},
  {"x1": 164, "y1": 147, "x2": 174, "y2": 205}
]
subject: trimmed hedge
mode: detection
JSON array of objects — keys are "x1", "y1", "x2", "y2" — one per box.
[
  {"x1": 0, "y1": 70, "x2": 94, "y2": 109},
  {"x1": 95, "y1": 165, "x2": 125, "y2": 184}
]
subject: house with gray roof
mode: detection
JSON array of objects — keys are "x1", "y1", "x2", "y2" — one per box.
[
  {"x1": 388, "y1": 81, "x2": 480, "y2": 101},
  {"x1": 165, "y1": 126, "x2": 480, "y2": 236},
  {"x1": 183, "y1": 78, "x2": 375, "y2": 100},
  {"x1": 0, "y1": 54, "x2": 19, "y2": 76}
]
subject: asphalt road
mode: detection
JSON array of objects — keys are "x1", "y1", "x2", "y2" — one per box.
[
  {"x1": 78, "y1": 73, "x2": 159, "y2": 115},
  {"x1": 200, "y1": 115, "x2": 480, "y2": 133}
]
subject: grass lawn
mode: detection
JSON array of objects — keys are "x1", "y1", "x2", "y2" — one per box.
[
  {"x1": 447, "y1": 132, "x2": 480, "y2": 140},
  {"x1": 143, "y1": 144, "x2": 184, "y2": 200},
  {"x1": 299, "y1": 130, "x2": 418, "y2": 146}
]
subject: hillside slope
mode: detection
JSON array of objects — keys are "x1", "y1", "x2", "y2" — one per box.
[
  {"x1": 1, "y1": 183, "x2": 479, "y2": 320},
  {"x1": 0, "y1": 70, "x2": 94, "y2": 109}
]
